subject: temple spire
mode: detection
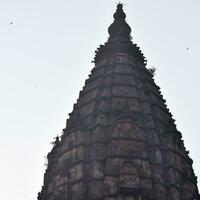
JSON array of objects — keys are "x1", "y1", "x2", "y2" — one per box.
[{"x1": 38, "y1": 4, "x2": 200, "y2": 200}]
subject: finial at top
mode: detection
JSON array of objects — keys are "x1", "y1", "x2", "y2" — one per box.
[
  {"x1": 117, "y1": 2, "x2": 123, "y2": 8},
  {"x1": 115, "y1": 1, "x2": 125, "y2": 6},
  {"x1": 108, "y1": 2, "x2": 131, "y2": 37},
  {"x1": 114, "y1": 2, "x2": 126, "y2": 21}
]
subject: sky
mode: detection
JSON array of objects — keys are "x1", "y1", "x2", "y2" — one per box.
[{"x1": 0, "y1": 0, "x2": 199, "y2": 199}]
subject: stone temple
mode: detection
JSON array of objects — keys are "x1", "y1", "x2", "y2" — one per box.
[{"x1": 38, "y1": 4, "x2": 199, "y2": 200}]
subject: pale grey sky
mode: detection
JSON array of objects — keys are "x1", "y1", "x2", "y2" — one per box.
[{"x1": 0, "y1": 0, "x2": 199, "y2": 199}]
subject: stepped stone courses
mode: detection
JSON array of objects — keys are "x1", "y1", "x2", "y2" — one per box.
[{"x1": 38, "y1": 4, "x2": 200, "y2": 200}]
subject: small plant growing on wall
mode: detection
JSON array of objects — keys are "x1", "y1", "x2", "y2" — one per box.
[{"x1": 147, "y1": 66, "x2": 156, "y2": 76}]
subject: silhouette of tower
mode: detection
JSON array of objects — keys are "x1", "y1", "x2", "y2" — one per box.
[{"x1": 38, "y1": 4, "x2": 199, "y2": 200}]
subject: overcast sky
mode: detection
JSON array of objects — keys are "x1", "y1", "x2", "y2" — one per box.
[{"x1": 0, "y1": 0, "x2": 199, "y2": 199}]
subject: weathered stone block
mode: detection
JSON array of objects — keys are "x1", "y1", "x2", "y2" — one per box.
[
  {"x1": 84, "y1": 77, "x2": 103, "y2": 92},
  {"x1": 144, "y1": 115, "x2": 155, "y2": 128},
  {"x1": 140, "y1": 160, "x2": 151, "y2": 178},
  {"x1": 153, "y1": 184, "x2": 167, "y2": 200},
  {"x1": 95, "y1": 113, "x2": 108, "y2": 125},
  {"x1": 102, "y1": 87, "x2": 111, "y2": 98},
  {"x1": 71, "y1": 181, "x2": 86, "y2": 200},
  {"x1": 147, "y1": 130, "x2": 159, "y2": 145},
  {"x1": 112, "y1": 85, "x2": 138, "y2": 98},
  {"x1": 111, "y1": 98, "x2": 140, "y2": 112},
  {"x1": 108, "y1": 140, "x2": 145, "y2": 158},
  {"x1": 79, "y1": 101, "x2": 95, "y2": 116},
  {"x1": 113, "y1": 74, "x2": 136, "y2": 85},
  {"x1": 151, "y1": 165, "x2": 163, "y2": 182},
  {"x1": 75, "y1": 130, "x2": 85, "y2": 146},
  {"x1": 141, "y1": 102, "x2": 152, "y2": 115},
  {"x1": 104, "y1": 176, "x2": 118, "y2": 195},
  {"x1": 89, "y1": 161, "x2": 104, "y2": 179},
  {"x1": 90, "y1": 143, "x2": 106, "y2": 160},
  {"x1": 139, "y1": 178, "x2": 152, "y2": 189},
  {"x1": 91, "y1": 126, "x2": 106, "y2": 143},
  {"x1": 114, "y1": 64, "x2": 132, "y2": 73},
  {"x1": 68, "y1": 164, "x2": 83, "y2": 183},
  {"x1": 111, "y1": 122, "x2": 145, "y2": 140},
  {"x1": 169, "y1": 187, "x2": 180, "y2": 200},
  {"x1": 98, "y1": 98, "x2": 111, "y2": 112},
  {"x1": 78, "y1": 89, "x2": 99, "y2": 106},
  {"x1": 89, "y1": 180, "x2": 104, "y2": 199},
  {"x1": 105, "y1": 158, "x2": 122, "y2": 176}
]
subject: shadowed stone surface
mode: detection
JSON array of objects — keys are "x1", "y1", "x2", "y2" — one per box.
[{"x1": 38, "y1": 4, "x2": 200, "y2": 200}]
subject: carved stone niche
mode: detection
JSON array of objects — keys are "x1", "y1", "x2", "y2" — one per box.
[
  {"x1": 119, "y1": 162, "x2": 140, "y2": 192},
  {"x1": 120, "y1": 162, "x2": 139, "y2": 188},
  {"x1": 111, "y1": 120, "x2": 145, "y2": 141}
]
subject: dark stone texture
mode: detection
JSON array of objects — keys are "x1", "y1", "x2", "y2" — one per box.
[{"x1": 38, "y1": 3, "x2": 200, "y2": 200}]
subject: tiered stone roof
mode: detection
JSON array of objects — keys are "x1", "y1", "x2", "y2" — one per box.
[{"x1": 38, "y1": 4, "x2": 199, "y2": 200}]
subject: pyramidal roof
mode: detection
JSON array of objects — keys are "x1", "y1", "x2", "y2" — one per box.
[{"x1": 38, "y1": 4, "x2": 199, "y2": 200}]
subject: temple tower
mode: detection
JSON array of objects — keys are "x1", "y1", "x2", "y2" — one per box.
[{"x1": 38, "y1": 4, "x2": 199, "y2": 200}]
